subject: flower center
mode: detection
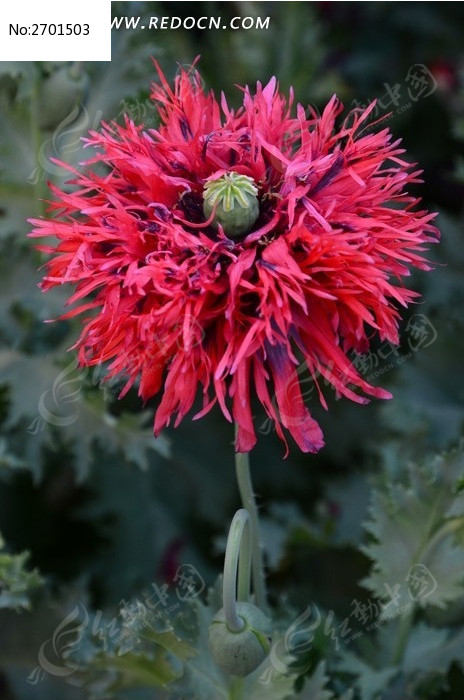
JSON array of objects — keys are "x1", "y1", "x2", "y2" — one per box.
[{"x1": 202, "y1": 172, "x2": 259, "y2": 238}]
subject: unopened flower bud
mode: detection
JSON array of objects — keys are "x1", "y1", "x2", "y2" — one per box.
[{"x1": 208, "y1": 602, "x2": 271, "y2": 677}]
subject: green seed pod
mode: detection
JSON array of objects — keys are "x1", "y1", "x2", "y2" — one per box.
[
  {"x1": 202, "y1": 172, "x2": 259, "y2": 238},
  {"x1": 208, "y1": 602, "x2": 271, "y2": 677},
  {"x1": 38, "y1": 64, "x2": 88, "y2": 130}
]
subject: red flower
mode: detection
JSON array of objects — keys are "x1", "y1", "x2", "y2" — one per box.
[{"x1": 29, "y1": 63, "x2": 439, "y2": 454}]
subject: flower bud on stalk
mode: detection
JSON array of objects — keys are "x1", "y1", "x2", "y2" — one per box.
[
  {"x1": 208, "y1": 509, "x2": 271, "y2": 677},
  {"x1": 208, "y1": 602, "x2": 271, "y2": 677}
]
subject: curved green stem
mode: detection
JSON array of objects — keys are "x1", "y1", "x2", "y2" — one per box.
[
  {"x1": 236, "y1": 516, "x2": 252, "y2": 605},
  {"x1": 234, "y1": 426, "x2": 267, "y2": 612},
  {"x1": 223, "y1": 509, "x2": 251, "y2": 632}
]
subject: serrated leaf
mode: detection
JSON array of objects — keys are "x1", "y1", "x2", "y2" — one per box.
[
  {"x1": 243, "y1": 666, "x2": 295, "y2": 700},
  {"x1": 65, "y1": 394, "x2": 169, "y2": 478},
  {"x1": 403, "y1": 622, "x2": 464, "y2": 676},
  {"x1": 66, "y1": 595, "x2": 196, "y2": 696},
  {"x1": 361, "y1": 448, "x2": 464, "y2": 612},
  {"x1": 172, "y1": 598, "x2": 229, "y2": 700},
  {"x1": 338, "y1": 652, "x2": 397, "y2": 700},
  {"x1": 0, "y1": 255, "x2": 70, "y2": 344},
  {"x1": 92, "y1": 648, "x2": 182, "y2": 691},
  {"x1": 0, "y1": 534, "x2": 43, "y2": 610},
  {"x1": 239, "y1": 632, "x2": 296, "y2": 700},
  {"x1": 117, "y1": 600, "x2": 195, "y2": 662},
  {"x1": 0, "y1": 349, "x2": 168, "y2": 480},
  {"x1": 297, "y1": 661, "x2": 335, "y2": 699}
]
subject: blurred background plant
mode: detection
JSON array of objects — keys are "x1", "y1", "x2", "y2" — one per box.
[{"x1": 0, "y1": 2, "x2": 463, "y2": 699}]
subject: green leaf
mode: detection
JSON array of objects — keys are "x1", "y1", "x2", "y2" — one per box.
[
  {"x1": 243, "y1": 666, "x2": 295, "y2": 700},
  {"x1": 403, "y1": 622, "x2": 464, "y2": 676},
  {"x1": 64, "y1": 394, "x2": 169, "y2": 478},
  {"x1": 0, "y1": 533, "x2": 43, "y2": 610},
  {"x1": 91, "y1": 649, "x2": 183, "y2": 691},
  {"x1": 171, "y1": 597, "x2": 229, "y2": 700},
  {"x1": 0, "y1": 350, "x2": 70, "y2": 436},
  {"x1": 361, "y1": 447, "x2": 464, "y2": 613},
  {"x1": 238, "y1": 630, "x2": 296, "y2": 700},
  {"x1": 116, "y1": 599, "x2": 196, "y2": 662},
  {"x1": 0, "y1": 254, "x2": 70, "y2": 345},
  {"x1": 338, "y1": 652, "x2": 397, "y2": 700},
  {"x1": 0, "y1": 349, "x2": 168, "y2": 480},
  {"x1": 66, "y1": 595, "x2": 197, "y2": 696},
  {"x1": 298, "y1": 661, "x2": 354, "y2": 699}
]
